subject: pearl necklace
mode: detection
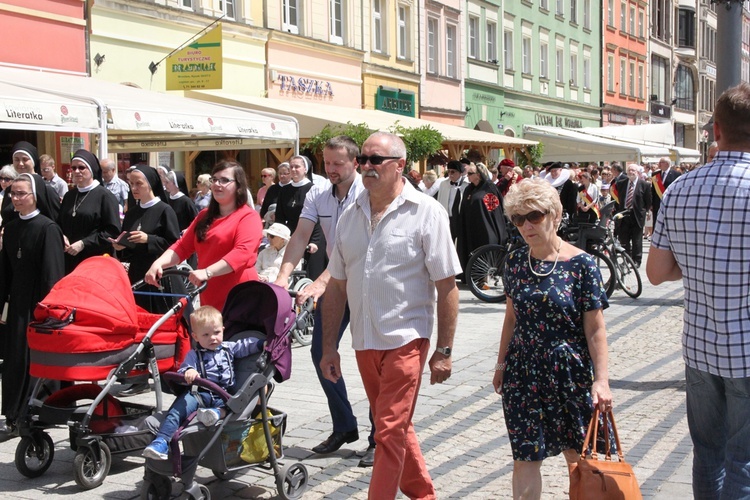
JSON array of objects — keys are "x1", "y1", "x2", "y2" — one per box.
[{"x1": 527, "y1": 239, "x2": 563, "y2": 277}]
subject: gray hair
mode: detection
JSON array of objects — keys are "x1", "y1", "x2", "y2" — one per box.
[
  {"x1": 367, "y1": 131, "x2": 407, "y2": 159},
  {"x1": 0, "y1": 164, "x2": 19, "y2": 180},
  {"x1": 475, "y1": 162, "x2": 491, "y2": 183}
]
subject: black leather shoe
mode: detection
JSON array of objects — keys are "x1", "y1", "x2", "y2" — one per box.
[
  {"x1": 312, "y1": 430, "x2": 359, "y2": 454},
  {"x1": 358, "y1": 445, "x2": 376, "y2": 467},
  {"x1": 119, "y1": 383, "x2": 151, "y2": 397}
]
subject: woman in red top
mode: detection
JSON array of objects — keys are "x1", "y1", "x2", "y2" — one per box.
[{"x1": 145, "y1": 160, "x2": 262, "y2": 311}]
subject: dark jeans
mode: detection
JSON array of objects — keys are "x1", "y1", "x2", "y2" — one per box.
[
  {"x1": 686, "y1": 366, "x2": 750, "y2": 499},
  {"x1": 311, "y1": 295, "x2": 375, "y2": 447}
]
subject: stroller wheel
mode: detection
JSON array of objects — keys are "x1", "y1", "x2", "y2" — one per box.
[
  {"x1": 15, "y1": 432, "x2": 55, "y2": 478},
  {"x1": 277, "y1": 462, "x2": 309, "y2": 500},
  {"x1": 73, "y1": 441, "x2": 111, "y2": 490},
  {"x1": 212, "y1": 469, "x2": 239, "y2": 480},
  {"x1": 140, "y1": 473, "x2": 172, "y2": 500}
]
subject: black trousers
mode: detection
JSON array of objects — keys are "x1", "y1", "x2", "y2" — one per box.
[{"x1": 617, "y1": 215, "x2": 644, "y2": 266}]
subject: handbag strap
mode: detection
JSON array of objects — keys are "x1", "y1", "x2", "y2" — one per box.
[{"x1": 580, "y1": 408, "x2": 627, "y2": 462}]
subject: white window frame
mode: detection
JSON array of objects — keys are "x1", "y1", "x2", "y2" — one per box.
[
  {"x1": 638, "y1": 63, "x2": 644, "y2": 98},
  {"x1": 469, "y1": 16, "x2": 479, "y2": 59},
  {"x1": 638, "y1": 9, "x2": 644, "y2": 37},
  {"x1": 607, "y1": 54, "x2": 614, "y2": 91},
  {"x1": 219, "y1": 0, "x2": 235, "y2": 19},
  {"x1": 608, "y1": 0, "x2": 614, "y2": 26},
  {"x1": 373, "y1": 0, "x2": 383, "y2": 53},
  {"x1": 488, "y1": 22, "x2": 498, "y2": 63},
  {"x1": 571, "y1": 0, "x2": 577, "y2": 24},
  {"x1": 556, "y1": 48, "x2": 564, "y2": 82},
  {"x1": 620, "y1": 1, "x2": 626, "y2": 31},
  {"x1": 620, "y1": 56, "x2": 627, "y2": 94},
  {"x1": 398, "y1": 5, "x2": 409, "y2": 59},
  {"x1": 570, "y1": 53, "x2": 578, "y2": 85},
  {"x1": 557, "y1": 0, "x2": 564, "y2": 16},
  {"x1": 583, "y1": 0, "x2": 591, "y2": 29},
  {"x1": 629, "y1": 60, "x2": 635, "y2": 96},
  {"x1": 446, "y1": 24, "x2": 457, "y2": 78},
  {"x1": 583, "y1": 55, "x2": 591, "y2": 89},
  {"x1": 427, "y1": 17, "x2": 439, "y2": 74},
  {"x1": 541, "y1": 0, "x2": 549, "y2": 9},
  {"x1": 629, "y1": 5, "x2": 636, "y2": 34},
  {"x1": 540, "y1": 41, "x2": 549, "y2": 78},
  {"x1": 330, "y1": 0, "x2": 344, "y2": 45},
  {"x1": 522, "y1": 36, "x2": 532, "y2": 74},
  {"x1": 181, "y1": 0, "x2": 193, "y2": 9},
  {"x1": 502, "y1": 28, "x2": 512, "y2": 69},
  {"x1": 282, "y1": 0, "x2": 299, "y2": 34}
]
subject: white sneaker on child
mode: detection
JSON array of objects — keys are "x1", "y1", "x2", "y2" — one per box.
[{"x1": 197, "y1": 408, "x2": 221, "y2": 426}]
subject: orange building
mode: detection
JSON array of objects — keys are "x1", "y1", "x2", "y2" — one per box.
[{"x1": 602, "y1": 0, "x2": 650, "y2": 126}]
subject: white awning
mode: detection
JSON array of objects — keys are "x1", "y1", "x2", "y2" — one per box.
[
  {"x1": 0, "y1": 67, "x2": 298, "y2": 155},
  {"x1": 0, "y1": 81, "x2": 100, "y2": 133},
  {"x1": 523, "y1": 125, "x2": 671, "y2": 163},
  {"x1": 189, "y1": 91, "x2": 537, "y2": 154},
  {"x1": 576, "y1": 123, "x2": 701, "y2": 163}
]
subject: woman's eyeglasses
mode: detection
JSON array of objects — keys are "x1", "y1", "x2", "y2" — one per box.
[
  {"x1": 9, "y1": 191, "x2": 32, "y2": 199},
  {"x1": 510, "y1": 210, "x2": 549, "y2": 227},
  {"x1": 0, "y1": 177, "x2": 14, "y2": 182},
  {"x1": 355, "y1": 155, "x2": 401, "y2": 165},
  {"x1": 69, "y1": 165, "x2": 88, "y2": 172},
  {"x1": 210, "y1": 177, "x2": 237, "y2": 186}
]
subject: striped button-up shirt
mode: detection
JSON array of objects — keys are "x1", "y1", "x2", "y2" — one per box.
[
  {"x1": 329, "y1": 179, "x2": 462, "y2": 351},
  {"x1": 652, "y1": 151, "x2": 750, "y2": 378}
]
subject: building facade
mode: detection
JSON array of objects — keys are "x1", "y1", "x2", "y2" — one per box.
[
  {"x1": 503, "y1": 0, "x2": 603, "y2": 138},
  {"x1": 602, "y1": 0, "x2": 649, "y2": 126}
]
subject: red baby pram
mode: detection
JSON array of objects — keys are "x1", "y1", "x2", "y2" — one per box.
[{"x1": 15, "y1": 256, "x2": 203, "y2": 490}]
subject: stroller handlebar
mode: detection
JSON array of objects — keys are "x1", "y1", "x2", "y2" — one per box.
[
  {"x1": 132, "y1": 268, "x2": 207, "y2": 299},
  {"x1": 162, "y1": 371, "x2": 232, "y2": 402}
]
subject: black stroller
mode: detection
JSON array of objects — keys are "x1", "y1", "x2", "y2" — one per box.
[{"x1": 141, "y1": 281, "x2": 309, "y2": 500}]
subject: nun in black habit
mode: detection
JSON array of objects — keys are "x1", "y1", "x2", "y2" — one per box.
[
  {"x1": 1, "y1": 142, "x2": 61, "y2": 226},
  {"x1": 58, "y1": 149, "x2": 121, "y2": 274},
  {"x1": 164, "y1": 170, "x2": 198, "y2": 232},
  {"x1": 0, "y1": 173, "x2": 65, "y2": 437},
  {"x1": 114, "y1": 166, "x2": 181, "y2": 312},
  {"x1": 456, "y1": 162, "x2": 509, "y2": 277}
]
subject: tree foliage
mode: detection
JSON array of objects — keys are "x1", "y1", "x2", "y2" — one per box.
[
  {"x1": 517, "y1": 143, "x2": 545, "y2": 167},
  {"x1": 304, "y1": 122, "x2": 375, "y2": 154},
  {"x1": 390, "y1": 123, "x2": 445, "y2": 167}
]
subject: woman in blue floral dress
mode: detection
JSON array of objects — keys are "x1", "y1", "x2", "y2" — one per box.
[{"x1": 492, "y1": 178, "x2": 612, "y2": 499}]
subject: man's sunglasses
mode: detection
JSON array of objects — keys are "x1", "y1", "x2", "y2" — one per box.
[
  {"x1": 510, "y1": 210, "x2": 549, "y2": 227},
  {"x1": 355, "y1": 155, "x2": 401, "y2": 165}
]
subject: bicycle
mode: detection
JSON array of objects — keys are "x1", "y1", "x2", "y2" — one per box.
[
  {"x1": 602, "y1": 213, "x2": 643, "y2": 298},
  {"x1": 466, "y1": 227, "x2": 524, "y2": 303}
]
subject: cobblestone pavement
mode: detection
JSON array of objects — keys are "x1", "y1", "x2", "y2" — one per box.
[{"x1": 0, "y1": 248, "x2": 694, "y2": 499}]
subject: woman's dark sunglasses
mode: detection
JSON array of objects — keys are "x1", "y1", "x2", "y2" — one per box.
[
  {"x1": 355, "y1": 155, "x2": 401, "y2": 165},
  {"x1": 510, "y1": 210, "x2": 549, "y2": 227},
  {"x1": 0, "y1": 177, "x2": 13, "y2": 182}
]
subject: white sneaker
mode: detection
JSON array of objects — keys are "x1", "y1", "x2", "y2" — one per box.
[{"x1": 197, "y1": 408, "x2": 221, "y2": 426}]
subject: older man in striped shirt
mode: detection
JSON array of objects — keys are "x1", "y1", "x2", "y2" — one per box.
[{"x1": 321, "y1": 132, "x2": 461, "y2": 499}]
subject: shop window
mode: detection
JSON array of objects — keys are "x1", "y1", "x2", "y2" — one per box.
[
  {"x1": 330, "y1": 0, "x2": 344, "y2": 45},
  {"x1": 282, "y1": 0, "x2": 299, "y2": 34}
]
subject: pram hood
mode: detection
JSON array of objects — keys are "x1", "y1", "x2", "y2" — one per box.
[
  {"x1": 34, "y1": 256, "x2": 139, "y2": 335},
  {"x1": 222, "y1": 281, "x2": 294, "y2": 382}
]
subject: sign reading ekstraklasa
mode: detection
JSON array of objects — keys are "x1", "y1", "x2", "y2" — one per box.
[{"x1": 166, "y1": 24, "x2": 223, "y2": 91}]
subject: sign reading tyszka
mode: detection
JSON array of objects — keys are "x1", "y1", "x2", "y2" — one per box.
[{"x1": 167, "y1": 24, "x2": 223, "y2": 91}]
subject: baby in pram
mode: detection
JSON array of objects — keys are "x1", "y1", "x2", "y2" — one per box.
[{"x1": 143, "y1": 305, "x2": 264, "y2": 460}]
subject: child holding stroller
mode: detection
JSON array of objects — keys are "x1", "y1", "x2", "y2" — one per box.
[{"x1": 143, "y1": 305, "x2": 264, "y2": 460}]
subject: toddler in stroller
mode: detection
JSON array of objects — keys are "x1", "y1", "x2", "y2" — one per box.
[{"x1": 143, "y1": 305, "x2": 264, "y2": 460}]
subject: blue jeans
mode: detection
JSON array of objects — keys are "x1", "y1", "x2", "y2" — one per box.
[
  {"x1": 686, "y1": 365, "x2": 750, "y2": 499},
  {"x1": 311, "y1": 295, "x2": 375, "y2": 446},
  {"x1": 155, "y1": 390, "x2": 221, "y2": 442}
]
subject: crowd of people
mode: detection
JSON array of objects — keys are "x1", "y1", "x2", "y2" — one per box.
[{"x1": 0, "y1": 84, "x2": 747, "y2": 500}]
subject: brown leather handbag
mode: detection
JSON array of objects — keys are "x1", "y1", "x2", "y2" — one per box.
[{"x1": 569, "y1": 408, "x2": 643, "y2": 500}]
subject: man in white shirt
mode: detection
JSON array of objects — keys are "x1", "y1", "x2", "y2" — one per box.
[
  {"x1": 274, "y1": 136, "x2": 375, "y2": 464},
  {"x1": 435, "y1": 159, "x2": 467, "y2": 240},
  {"x1": 101, "y1": 158, "x2": 129, "y2": 217},
  {"x1": 321, "y1": 131, "x2": 461, "y2": 499},
  {"x1": 39, "y1": 154, "x2": 68, "y2": 200}
]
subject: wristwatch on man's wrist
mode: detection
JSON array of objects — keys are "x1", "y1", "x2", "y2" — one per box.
[{"x1": 435, "y1": 346, "x2": 452, "y2": 357}]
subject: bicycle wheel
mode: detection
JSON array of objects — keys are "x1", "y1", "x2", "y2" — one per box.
[
  {"x1": 613, "y1": 250, "x2": 642, "y2": 298},
  {"x1": 588, "y1": 248, "x2": 616, "y2": 298},
  {"x1": 466, "y1": 244, "x2": 507, "y2": 303}
]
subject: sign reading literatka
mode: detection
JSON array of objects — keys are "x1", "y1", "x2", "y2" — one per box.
[{"x1": 167, "y1": 24, "x2": 223, "y2": 91}]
